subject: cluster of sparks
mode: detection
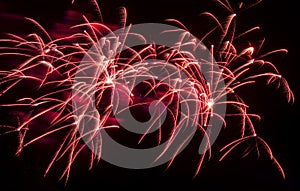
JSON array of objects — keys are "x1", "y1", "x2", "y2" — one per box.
[{"x1": 0, "y1": 0, "x2": 294, "y2": 182}]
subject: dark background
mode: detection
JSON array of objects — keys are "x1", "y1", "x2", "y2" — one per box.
[{"x1": 0, "y1": 0, "x2": 298, "y2": 190}]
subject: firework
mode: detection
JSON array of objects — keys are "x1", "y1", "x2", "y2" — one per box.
[{"x1": 0, "y1": 0, "x2": 293, "y2": 184}]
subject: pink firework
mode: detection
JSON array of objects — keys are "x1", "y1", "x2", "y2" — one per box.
[{"x1": 0, "y1": 0, "x2": 294, "y2": 185}]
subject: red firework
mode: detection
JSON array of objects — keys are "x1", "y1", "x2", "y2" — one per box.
[{"x1": 0, "y1": 0, "x2": 293, "y2": 184}]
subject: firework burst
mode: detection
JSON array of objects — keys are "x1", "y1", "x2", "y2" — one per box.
[{"x1": 0, "y1": 0, "x2": 293, "y2": 184}]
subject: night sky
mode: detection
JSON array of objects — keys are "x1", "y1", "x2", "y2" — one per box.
[{"x1": 0, "y1": 0, "x2": 299, "y2": 190}]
